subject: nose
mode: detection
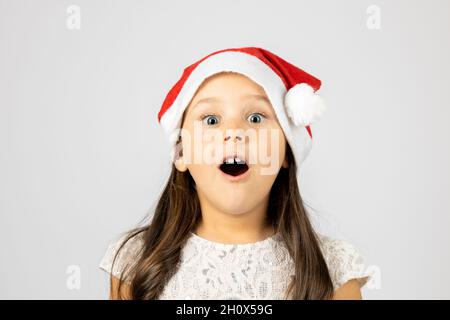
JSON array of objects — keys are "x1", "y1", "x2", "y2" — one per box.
[
  {"x1": 220, "y1": 117, "x2": 247, "y2": 163},
  {"x1": 222, "y1": 116, "x2": 245, "y2": 142},
  {"x1": 224, "y1": 134, "x2": 242, "y2": 142},
  {"x1": 223, "y1": 129, "x2": 245, "y2": 160}
]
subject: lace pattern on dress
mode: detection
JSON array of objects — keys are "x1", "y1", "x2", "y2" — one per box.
[
  {"x1": 99, "y1": 232, "x2": 373, "y2": 298},
  {"x1": 317, "y1": 234, "x2": 374, "y2": 291},
  {"x1": 98, "y1": 232, "x2": 144, "y2": 284}
]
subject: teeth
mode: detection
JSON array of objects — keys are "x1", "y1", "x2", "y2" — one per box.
[
  {"x1": 225, "y1": 157, "x2": 234, "y2": 164},
  {"x1": 223, "y1": 156, "x2": 246, "y2": 164},
  {"x1": 235, "y1": 157, "x2": 245, "y2": 164}
]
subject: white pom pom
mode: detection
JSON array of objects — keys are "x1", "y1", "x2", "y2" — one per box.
[{"x1": 284, "y1": 83, "x2": 326, "y2": 126}]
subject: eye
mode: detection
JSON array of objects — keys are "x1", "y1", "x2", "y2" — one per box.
[
  {"x1": 202, "y1": 114, "x2": 219, "y2": 126},
  {"x1": 247, "y1": 113, "x2": 265, "y2": 124}
]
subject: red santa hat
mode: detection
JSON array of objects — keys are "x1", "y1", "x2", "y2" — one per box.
[{"x1": 157, "y1": 47, "x2": 326, "y2": 169}]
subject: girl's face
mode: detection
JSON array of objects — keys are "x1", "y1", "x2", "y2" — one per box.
[{"x1": 175, "y1": 72, "x2": 288, "y2": 216}]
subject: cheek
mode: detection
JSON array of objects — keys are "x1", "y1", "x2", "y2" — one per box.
[
  {"x1": 187, "y1": 163, "x2": 216, "y2": 191},
  {"x1": 187, "y1": 164, "x2": 205, "y2": 180},
  {"x1": 252, "y1": 128, "x2": 286, "y2": 168},
  {"x1": 277, "y1": 134, "x2": 287, "y2": 164},
  {"x1": 181, "y1": 127, "x2": 224, "y2": 166}
]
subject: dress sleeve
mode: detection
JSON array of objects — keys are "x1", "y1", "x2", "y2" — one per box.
[
  {"x1": 99, "y1": 232, "x2": 144, "y2": 283},
  {"x1": 318, "y1": 234, "x2": 374, "y2": 291}
]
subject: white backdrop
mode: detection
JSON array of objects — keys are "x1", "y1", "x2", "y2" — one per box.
[{"x1": 1, "y1": 0, "x2": 449, "y2": 299}]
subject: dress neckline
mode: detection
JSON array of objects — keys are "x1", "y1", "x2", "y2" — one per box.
[{"x1": 188, "y1": 231, "x2": 280, "y2": 250}]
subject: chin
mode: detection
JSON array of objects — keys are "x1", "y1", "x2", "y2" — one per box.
[
  {"x1": 214, "y1": 198, "x2": 258, "y2": 215},
  {"x1": 220, "y1": 207, "x2": 256, "y2": 216}
]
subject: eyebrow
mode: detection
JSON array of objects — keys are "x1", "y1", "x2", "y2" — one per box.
[
  {"x1": 193, "y1": 94, "x2": 271, "y2": 107},
  {"x1": 242, "y1": 94, "x2": 271, "y2": 104}
]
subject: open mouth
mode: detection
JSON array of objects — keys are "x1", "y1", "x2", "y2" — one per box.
[{"x1": 219, "y1": 157, "x2": 249, "y2": 177}]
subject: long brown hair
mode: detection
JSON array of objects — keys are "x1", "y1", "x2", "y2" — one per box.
[{"x1": 110, "y1": 142, "x2": 334, "y2": 299}]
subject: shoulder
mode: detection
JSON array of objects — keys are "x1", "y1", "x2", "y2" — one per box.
[
  {"x1": 316, "y1": 233, "x2": 373, "y2": 291},
  {"x1": 99, "y1": 231, "x2": 145, "y2": 283}
]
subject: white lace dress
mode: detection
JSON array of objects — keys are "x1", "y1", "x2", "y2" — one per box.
[{"x1": 99, "y1": 231, "x2": 373, "y2": 299}]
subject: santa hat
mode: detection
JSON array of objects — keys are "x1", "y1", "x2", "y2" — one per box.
[{"x1": 157, "y1": 47, "x2": 326, "y2": 169}]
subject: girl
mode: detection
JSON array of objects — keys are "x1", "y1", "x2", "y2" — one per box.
[{"x1": 99, "y1": 47, "x2": 373, "y2": 300}]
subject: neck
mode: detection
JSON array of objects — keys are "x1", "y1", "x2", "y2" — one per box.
[{"x1": 194, "y1": 191, "x2": 274, "y2": 244}]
